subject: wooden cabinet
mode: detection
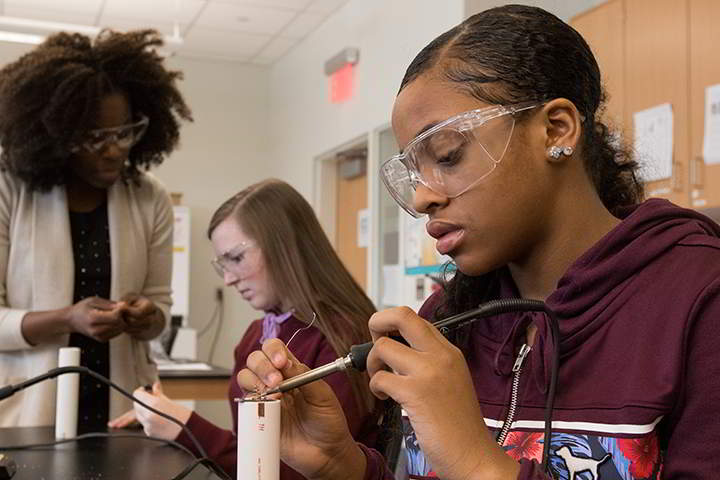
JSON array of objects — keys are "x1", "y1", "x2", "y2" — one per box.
[
  {"x1": 571, "y1": 0, "x2": 720, "y2": 209},
  {"x1": 624, "y1": 0, "x2": 689, "y2": 206},
  {"x1": 570, "y1": 0, "x2": 625, "y2": 134},
  {"x1": 689, "y1": 0, "x2": 720, "y2": 208}
]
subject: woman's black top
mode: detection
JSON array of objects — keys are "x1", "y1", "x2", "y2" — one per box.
[{"x1": 68, "y1": 202, "x2": 112, "y2": 434}]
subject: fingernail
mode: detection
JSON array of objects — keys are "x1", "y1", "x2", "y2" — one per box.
[{"x1": 272, "y1": 354, "x2": 283, "y2": 365}]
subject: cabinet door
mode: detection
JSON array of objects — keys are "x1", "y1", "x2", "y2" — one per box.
[
  {"x1": 571, "y1": 0, "x2": 625, "y2": 135},
  {"x1": 689, "y1": 0, "x2": 720, "y2": 208},
  {"x1": 625, "y1": 0, "x2": 689, "y2": 206}
]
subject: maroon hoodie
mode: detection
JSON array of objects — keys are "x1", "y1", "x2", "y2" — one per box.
[{"x1": 362, "y1": 198, "x2": 720, "y2": 480}]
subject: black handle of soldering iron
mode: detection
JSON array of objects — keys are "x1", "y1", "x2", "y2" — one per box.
[
  {"x1": 346, "y1": 299, "x2": 549, "y2": 372},
  {"x1": 348, "y1": 336, "x2": 407, "y2": 372}
]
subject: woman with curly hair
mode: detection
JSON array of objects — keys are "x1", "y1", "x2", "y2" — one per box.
[{"x1": 0, "y1": 29, "x2": 192, "y2": 432}]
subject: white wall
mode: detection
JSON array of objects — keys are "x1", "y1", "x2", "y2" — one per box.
[
  {"x1": 153, "y1": 57, "x2": 272, "y2": 427},
  {"x1": 0, "y1": 42, "x2": 34, "y2": 65},
  {"x1": 265, "y1": 0, "x2": 466, "y2": 198},
  {"x1": 265, "y1": 0, "x2": 606, "y2": 199},
  {"x1": 155, "y1": 56, "x2": 270, "y2": 370}
]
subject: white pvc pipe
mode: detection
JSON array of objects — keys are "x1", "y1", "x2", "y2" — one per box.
[
  {"x1": 55, "y1": 347, "x2": 80, "y2": 440},
  {"x1": 237, "y1": 399, "x2": 281, "y2": 480}
]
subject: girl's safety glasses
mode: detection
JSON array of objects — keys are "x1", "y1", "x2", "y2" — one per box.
[{"x1": 380, "y1": 102, "x2": 538, "y2": 217}]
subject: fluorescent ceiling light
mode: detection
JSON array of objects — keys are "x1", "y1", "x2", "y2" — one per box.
[
  {"x1": 0, "y1": 16, "x2": 183, "y2": 46},
  {"x1": 0, "y1": 31, "x2": 44, "y2": 45}
]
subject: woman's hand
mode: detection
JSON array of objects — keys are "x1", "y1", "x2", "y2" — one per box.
[
  {"x1": 237, "y1": 339, "x2": 366, "y2": 480},
  {"x1": 66, "y1": 296, "x2": 126, "y2": 342},
  {"x1": 366, "y1": 307, "x2": 520, "y2": 480},
  {"x1": 118, "y1": 293, "x2": 164, "y2": 339},
  {"x1": 20, "y1": 297, "x2": 125, "y2": 346},
  {"x1": 107, "y1": 409, "x2": 139, "y2": 429},
  {"x1": 133, "y1": 382, "x2": 192, "y2": 440}
]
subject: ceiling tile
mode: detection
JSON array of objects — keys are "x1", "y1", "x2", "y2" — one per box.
[
  {"x1": 102, "y1": 0, "x2": 205, "y2": 24},
  {"x1": 253, "y1": 35, "x2": 295, "y2": 62},
  {"x1": 282, "y1": 11, "x2": 324, "y2": 38},
  {"x1": 208, "y1": 0, "x2": 313, "y2": 11},
  {"x1": 0, "y1": 0, "x2": 347, "y2": 63},
  {"x1": 195, "y1": 2, "x2": 296, "y2": 35},
  {"x1": 2, "y1": 6, "x2": 97, "y2": 25},
  {"x1": 306, "y1": 0, "x2": 348, "y2": 15},
  {"x1": 250, "y1": 56, "x2": 275, "y2": 66},
  {"x1": 182, "y1": 26, "x2": 270, "y2": 60},
  {"x1": 98, "y1": 16, "x2": 178, "y2": 36},
  {"x1": 5, "y1": 0, "x2": 103, "y2": 14}
]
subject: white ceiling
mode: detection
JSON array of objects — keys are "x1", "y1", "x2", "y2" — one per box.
[{"x1": 0, "y1": 0, "x2": 350, "y2": 65}]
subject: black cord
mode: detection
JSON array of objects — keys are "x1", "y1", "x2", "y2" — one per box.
[
  {"x1": 541, "y1": 303, "x2": 560, "y2": 474},
  {"x1": 0, "y1": 367, "x2": 232, "y2": 480},
  {"x1": 0, "y1": 432, "x2": 215, "y2": 480},
  {"x1": 170, "y1": 456, "x2": 214, "y2": 480},
  {"x1": 432, "y1": 298, "x2": 560, "y2": 474}
]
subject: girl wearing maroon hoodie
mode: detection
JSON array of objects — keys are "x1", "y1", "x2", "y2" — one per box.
[
  {"x1": 120, "y1": 179, "x2": 381, "y2": 479},
  {"x1": 238, "y1": 5, "x2": 720, "y2": 480}
]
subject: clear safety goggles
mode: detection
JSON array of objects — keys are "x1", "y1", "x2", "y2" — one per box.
[
  {"x1": 71, "y1": 114, "x2": 149, "y2": 154},
  {"x1": 211, "y1": 241, "x2": 258, "y2": 279},
  {"x1": 380, "y1": 102, "x2": 538, "y2": 217}
]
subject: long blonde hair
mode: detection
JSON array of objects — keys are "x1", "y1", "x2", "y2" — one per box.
[{"x1": 208, "y1": 179, "x2": 377, "y2": 415}]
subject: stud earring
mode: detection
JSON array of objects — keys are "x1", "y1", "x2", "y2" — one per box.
[
  {"x1": 548, "y1": 146, "x2": 562, "y2": 159},
  {"x1": 548, "y1": 145, "x2": 574, "y2": 159}
]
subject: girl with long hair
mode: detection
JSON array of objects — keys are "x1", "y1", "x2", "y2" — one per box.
[{"x1": 127, "y1": 179, "x2": 381, "y2": 479}]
